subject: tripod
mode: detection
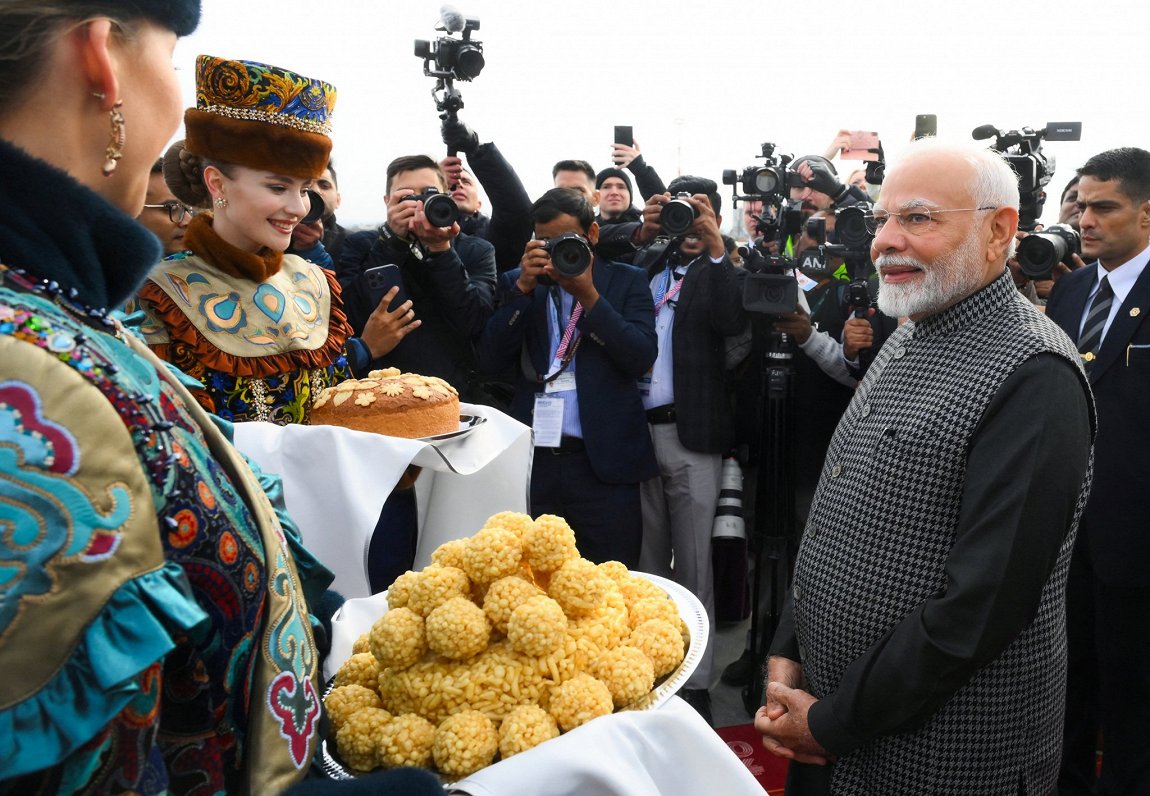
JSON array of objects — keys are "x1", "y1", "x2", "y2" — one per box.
[{"x1": 741, "y1": 327, "x2": 798, "y2": 713}]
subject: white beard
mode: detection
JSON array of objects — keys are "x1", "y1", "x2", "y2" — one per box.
[{"x1": 876, "y1": 228, "x2": 985, "y2": 318}]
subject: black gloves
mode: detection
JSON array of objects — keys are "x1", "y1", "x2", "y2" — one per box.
[
  {"x1": 803, "y1": 159, "x2": 845, "y2": 198},
  {"x1": 441, "y1": 116, "x2": 479, "y2": 156}
]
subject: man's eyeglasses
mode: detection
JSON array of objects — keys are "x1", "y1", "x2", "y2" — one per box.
[
  {"x1": 863, "y1": 206, "x2": 998, "y2": 236},
  {"x1": 143, "y1": 202, "x2": 195, "y2": 224}
]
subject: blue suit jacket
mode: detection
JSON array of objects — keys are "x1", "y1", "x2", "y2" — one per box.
[
  {"x1": 477, "y1": 258, "x2": 658, "y2": 485},
  {"x1": 1046, "y1": 261, "x2": 1150, "y2": 586}
]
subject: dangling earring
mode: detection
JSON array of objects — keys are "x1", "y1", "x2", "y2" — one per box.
[
  {"x1": 215, "y1": 197, "x2": 229, "y2": 209},
  {"x1": 101, "y1": 100, "x2": 125, "y2": 177}
]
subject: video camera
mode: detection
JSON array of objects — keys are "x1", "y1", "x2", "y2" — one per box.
[
  {"x1": 972, "y1": 121, "x2": 1082, "y2": 231},
  {"x1": 414, "y1": 7, "x2": 484, "y2": 143},
  {"x1": 723, "y1": 143, "x2": 806, "y2": 315}
]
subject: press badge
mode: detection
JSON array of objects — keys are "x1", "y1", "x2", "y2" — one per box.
[
  {"x1": 533, "y1": 395, "x2": 564, "y2": 447},
  {"x1": 544, "y1": 371, "x2": 576, "y2": 393},
  {"x1": 796, "y1": 271, "x2": 819, "y2": 292}
]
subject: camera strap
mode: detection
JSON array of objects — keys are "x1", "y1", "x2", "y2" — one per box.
[{"x1": 654, "y1": 266, "x2": 685, "y2": 317}]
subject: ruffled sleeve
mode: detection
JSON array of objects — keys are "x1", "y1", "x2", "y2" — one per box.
[{"x1": 0, "y1": 563, "x2": 207, "y2": 779}]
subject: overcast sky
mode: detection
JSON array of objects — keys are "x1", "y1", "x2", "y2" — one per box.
[{"x1": 177, "y1": 0, "x2": 1148, "y2": 231}]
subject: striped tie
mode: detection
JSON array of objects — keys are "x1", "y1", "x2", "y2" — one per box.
[{"x1": 1077, "y1": 275, "x2": 1114, "y2": 365}]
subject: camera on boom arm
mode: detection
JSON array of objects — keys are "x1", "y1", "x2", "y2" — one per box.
[{"x1": 414, "y1": 7, "x2": 484, "y2": 153}]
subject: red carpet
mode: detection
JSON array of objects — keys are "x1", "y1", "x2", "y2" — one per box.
[{"x1": 715, "y1": 722, "x2": 789, "y2": 794}]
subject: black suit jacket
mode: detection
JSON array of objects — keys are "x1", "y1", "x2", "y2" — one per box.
[
  {"x1": 477, "y1": 258, "x2": 659, "y2": 485},
  {"x1": 1046, "y1": 261, "x2": 1150, "y2": 586},
  {"x1": 336, "y1": 230, "x2": 496, "y2": 395},
  {"x1": 662, "y1": 255, "x2": 747, "y2": 453}
]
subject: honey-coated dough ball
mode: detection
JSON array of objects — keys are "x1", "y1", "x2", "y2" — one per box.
[
  {"x1": 369, "y1": 607, "x2": 427, "y2": 670},
  {"x1": 376, "y1": 713, "x2": 435, "y2": 769},
  {"x1": 499, "y1": 704, "x2": 560, "y2": 759},
  {"x1": 507, "y1": 595, "x2": 568, "y2": 657},
  {"x1": 425, "y1": 596, "x2": 491, "y2": 660},
  {"x1": 433, "y1": 710, "x2": 500, "y2": 779},
  {"x1": 548, "y1": 673, "x2": 614, "y2": 732}
]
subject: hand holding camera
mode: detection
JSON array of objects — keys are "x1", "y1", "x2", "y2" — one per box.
[
  {"x1": 795, "y1": 159, "x2": 844, "y2": 199},
  {"x1": 387, "y1": 187, "x2": 460, "y2": 252},
  {"x1": 441, "y1": 116, "x2": 480, "y2": 156},
  {"x1": 771, "y1": 307, "x2": 814, "y2": 344},
  {"x1": 843, "y1": 313, "x2": 875, "y2": 361}
]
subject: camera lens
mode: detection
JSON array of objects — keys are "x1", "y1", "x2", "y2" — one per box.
[
  {"x1": 754, "y1": 168, "x2": 780, "y2": 195},
  {"x1": 1016, "y1": 234, "x2": 1064, "y2": 280},
  {"x1": 660, "y1": 197, "x2": 698, "y2": 236},
  {"x1": 835, "y1": 205, "x2": 873, "y2": 250},
  {"x1": 545, "y1": 233, "x2": 593, "y2": 278},
  {"x1": 301, "y1": 190, "x2": 325, "y2": 225},
  {"x1": 1016, "y1": 223, "x2": 1079, "y2": 280},
  {"x1": 422, "y1": 192, "x2": 459, "y2": 227}
]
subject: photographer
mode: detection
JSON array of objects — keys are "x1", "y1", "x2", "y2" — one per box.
[
  {"x1": 439, "y1": 116, "x2": 533, "y2": 272},
  {"x1": 476, "y1": 188, "x2": 657, "y2": 568},
  {"x1": 609, "y1": 139, "x2": 667, "y2": 200},
  {"x1": 337, "y1": 155, "x2": 496, "y2": 398},
  {"x1": 595, "y1": 167, "x2": 642, "y2": 226},
  {"x1": 627, "y1": 176, "x2": 748, "y2": 725}
]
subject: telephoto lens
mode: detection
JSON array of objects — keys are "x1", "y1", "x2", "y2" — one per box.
[
  {"x1": 1015, "y1": 223, "x2": 1080, "y2": 280},
  {"x1": 542, "y1": 232, "x2": 593, "y2": 279},
  {"x1": 834, "y1": 204, "x2": 874, "y2": 250},
  {"x1": 660, "y1": 193, "x2": 699, "y2": 236},
  {"x1": 420, "y1": 189, "x2": 460, "y2": 227}
]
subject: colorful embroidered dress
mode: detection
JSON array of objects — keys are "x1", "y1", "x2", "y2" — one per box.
[
  {"x1": 0, "y1": 139, "x2": 321, "y2": 794},
  {"x1": 132, "y1": 214, "x2": 354, "y2": 424}
]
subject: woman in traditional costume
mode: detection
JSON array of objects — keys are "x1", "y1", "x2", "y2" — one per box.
[
  {"x1": 132, "y1": 56, "x2": 409, "y2": 423},
  {"x1": 0, "y1": 3, "x2": 333, "y2": 792}
]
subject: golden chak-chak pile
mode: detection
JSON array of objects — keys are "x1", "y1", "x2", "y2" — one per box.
[
  {"x1": 309, "y1": 367, "x2": 460, "y2": 439},
  {"x1": 327, "y1": 511, "x2": 689, "y2": 779}
]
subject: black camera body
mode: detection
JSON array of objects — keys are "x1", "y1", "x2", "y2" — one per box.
[
  {"x1": 539, "y1": 232, "x2": 593, "y2": 285},
  {"x1": 660, "y1": 193, "x2": 700, "y2": 236},
  {"x1": 301, "y1": 190, "x2": 325, "y2": 226},
  {"x1": 973, "y1": 122, "x2": 1081, "y2": 231},
  {"x1": 743, "y1": 272, "x2": 799, "y2": 316},
  {"x1": 403, "y1": 187, "x2": 459, "y2": 228},
  {"x1": 414, "y1": 14, "x2": 484, "y2": 83},
  {"x1": 1016, "y1": 223, "x2": 1081, "y2": 280},
  {"x1": 723, "y1": 142, "x2": 794, "y2": 208}
]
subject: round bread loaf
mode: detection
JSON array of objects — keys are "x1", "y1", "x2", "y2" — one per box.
[{"x1": 310, "y1": 368, "x2": 460, "y2": 439}]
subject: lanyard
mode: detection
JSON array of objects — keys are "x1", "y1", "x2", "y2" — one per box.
[
  {"x1": 540, "y1": 288, "x2": 582, "y2": 383},
  {"x1": 654, "y1": 267, "x2": 685, "y2": 317}
]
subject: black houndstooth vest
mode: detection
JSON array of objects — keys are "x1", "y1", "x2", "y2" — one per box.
[{"x1": 794, "y1": 272, "x2": 1093, "y2": 794}]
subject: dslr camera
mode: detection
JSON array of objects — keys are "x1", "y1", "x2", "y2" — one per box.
[
  {"x1": 539, "y1": 232, "x2": 593, "y2": 285},
  {"x1": 1016, "y1": 222, "x2": 1081, "y2": 280},
  {"x1": 414, "y1": 9, "x2": 484, "y2": 83},
  {"x1": 973, "y1": 122, "x2": 1081, "y2": 231},
  {"x1": 403, "y1": 187, "x2": 459, "y2": 228},
  {"x1": 660, "y1": 193, "x2": 699, "y2": 236},
  {"x1": 723, "y1": 142, "x2": 793, "y2": 208}
]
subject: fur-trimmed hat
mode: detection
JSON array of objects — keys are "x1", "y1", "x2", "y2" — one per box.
[
  {"x1": 68, "y1": 1, "x2": 200, "y2": 36},
  {"x1": 183, "y1": 55, "x2": 335, "y2": 180}
]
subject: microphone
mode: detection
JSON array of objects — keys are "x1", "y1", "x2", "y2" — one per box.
[
  {"x1": 971, "y1": 124, "x2": 1001, "y2": 141},
  {"x1": 439, "y1": 5, "x2": 466, "y2": 33}
]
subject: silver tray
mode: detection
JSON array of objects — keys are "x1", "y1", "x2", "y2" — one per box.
[
  {"x1": 319, "y1": 571, "x2": 708, "y2": 780},
  {"x1": 419, "y1": 413, "x2": 486, "y2": 442}
]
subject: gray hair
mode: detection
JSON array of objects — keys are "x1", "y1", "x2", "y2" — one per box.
[{"x1": 896, "y1": 137, "x2": 1020, "y2": 259}]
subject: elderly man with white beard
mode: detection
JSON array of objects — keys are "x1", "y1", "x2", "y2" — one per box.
[{"x1": 755, "y1": 139, "x2": 1095, "y2": 795}]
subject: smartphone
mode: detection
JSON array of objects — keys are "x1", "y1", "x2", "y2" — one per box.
[
  {"x1": 614, "y1": 125, "x2": 633, "y2": 146},
  {"x1": 363, "y1": 264, "x2": 407, "y2": 311},
  {"x1": 914, "y1": 114, "x2": 938, "y2": 140},
  {"x1": 841, "y1": 130, "x2": 880, "y2": 161}
]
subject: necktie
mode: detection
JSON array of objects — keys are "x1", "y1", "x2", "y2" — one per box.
[{"x1": 1077, "y1": 275, "x2": 1114, "y2": 361}]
